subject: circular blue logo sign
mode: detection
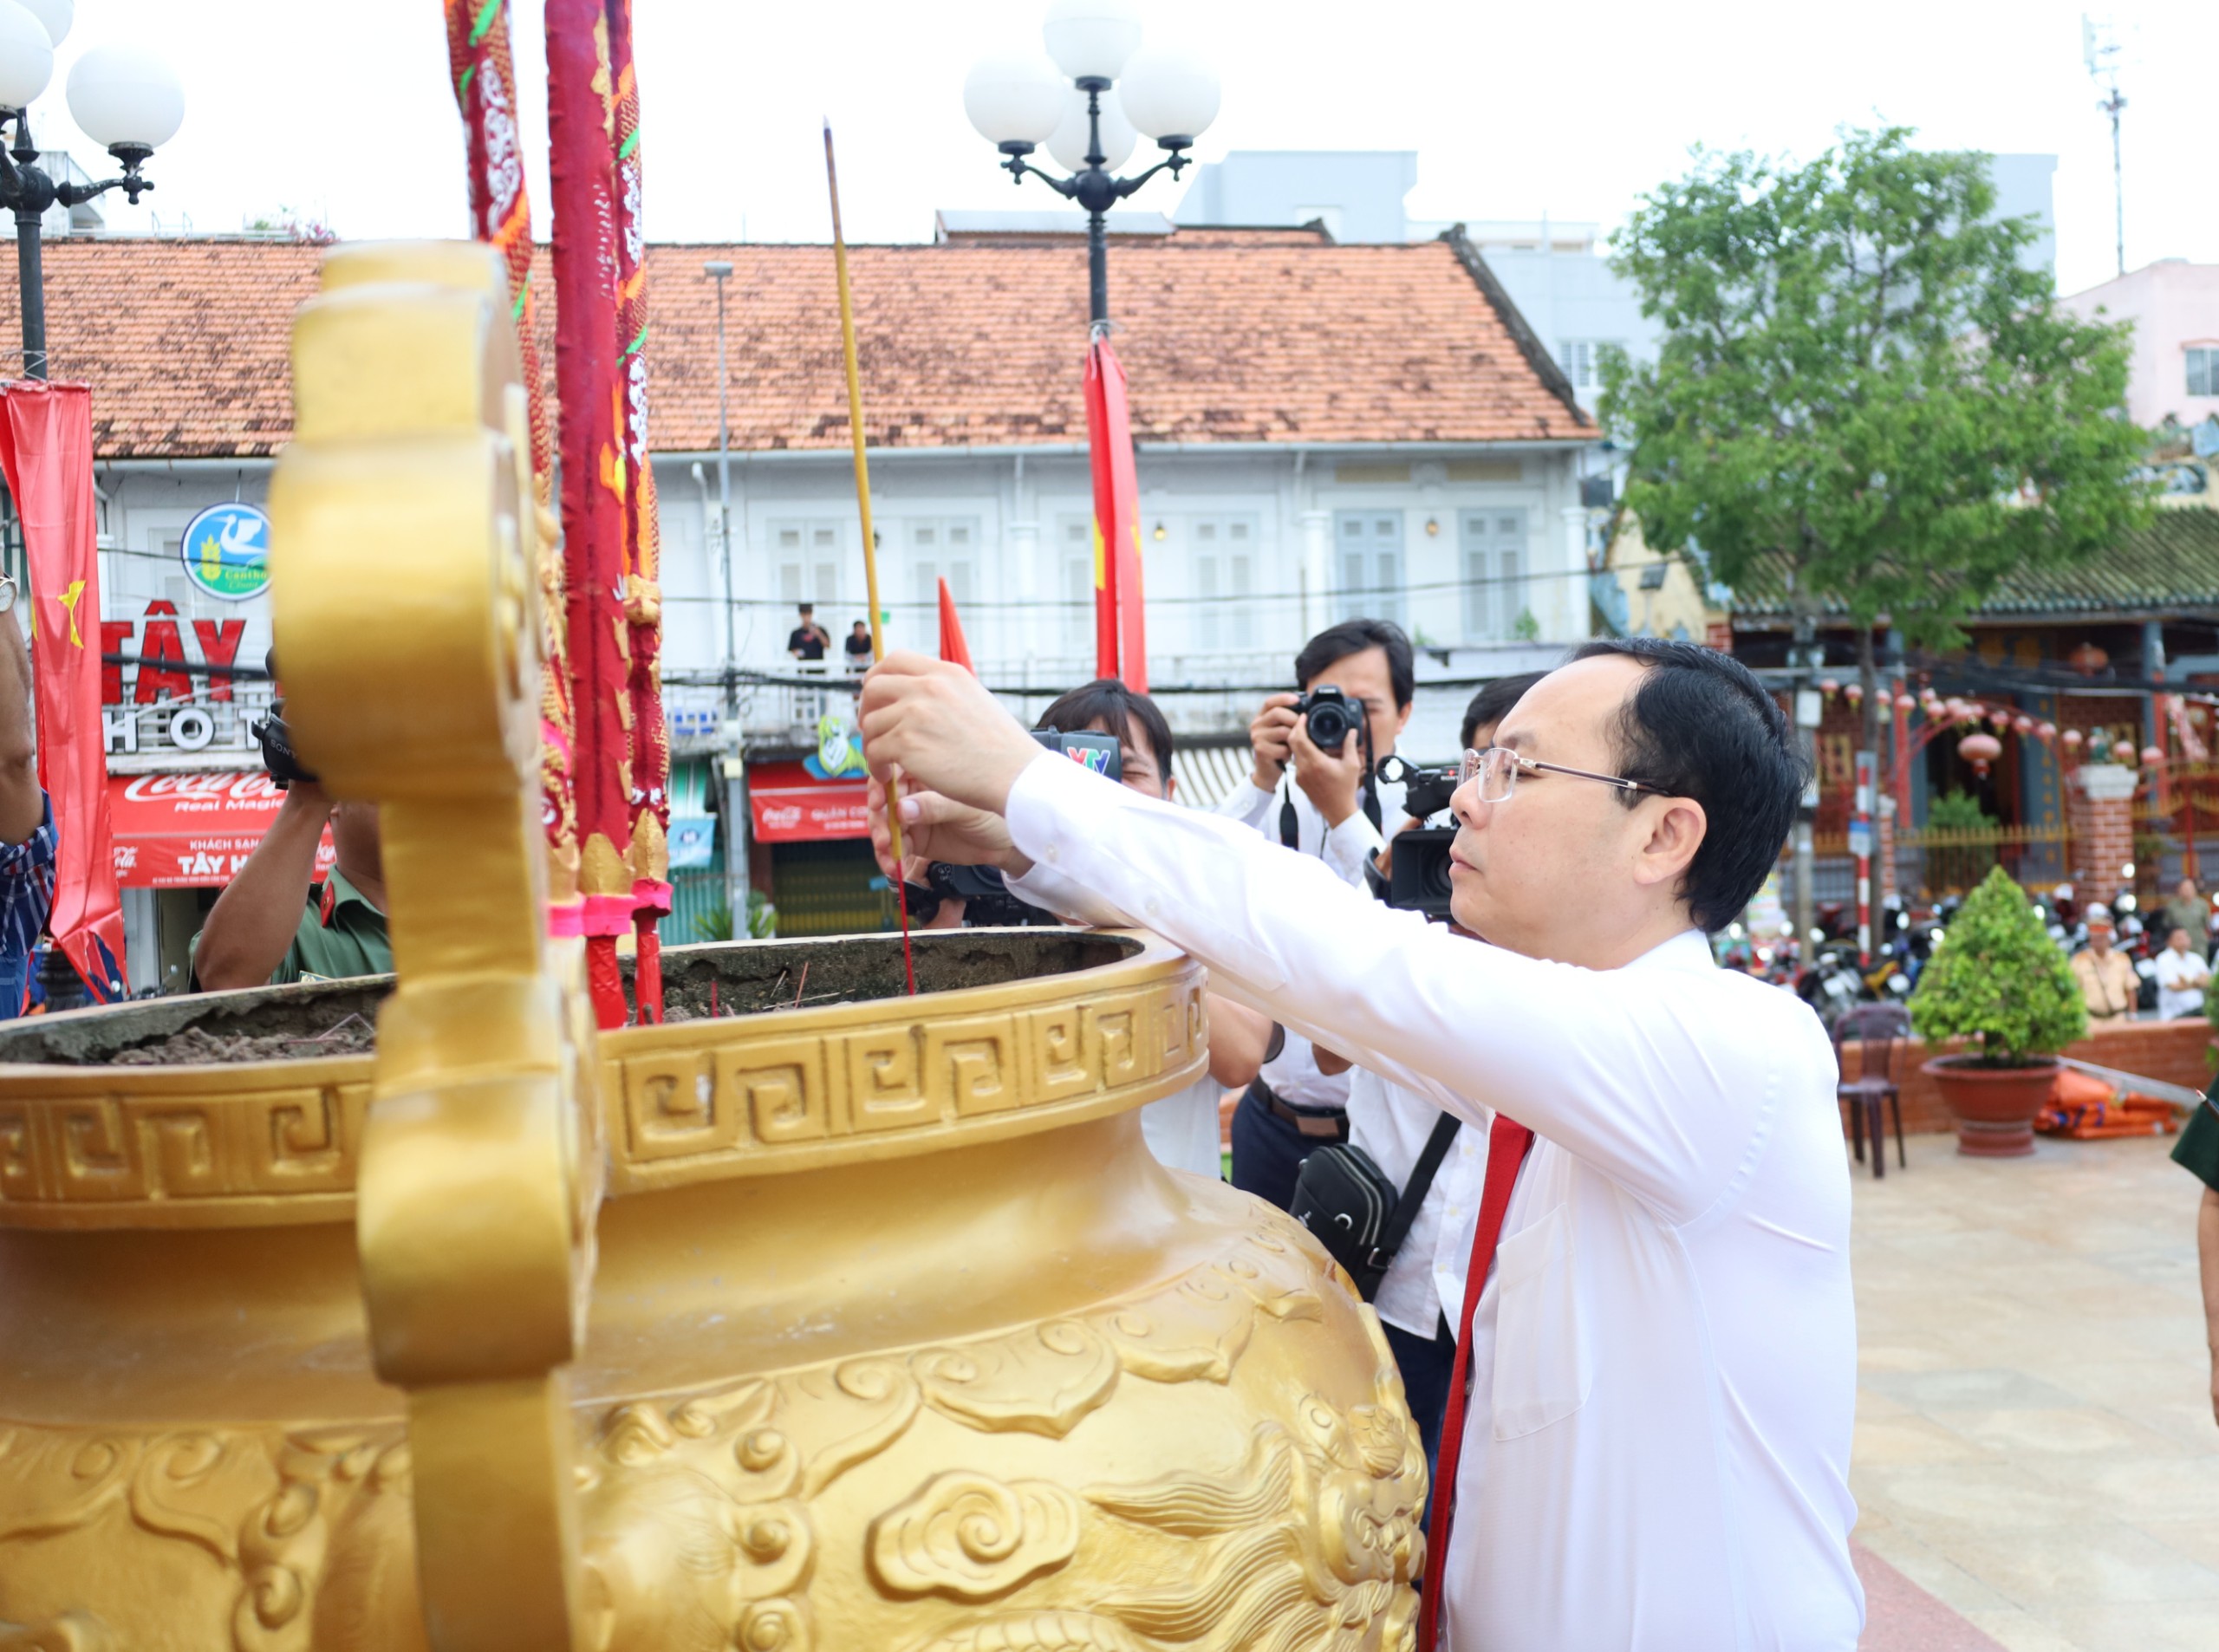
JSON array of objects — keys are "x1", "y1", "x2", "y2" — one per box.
[{"x1": 179, "y1": 502, "x2": 271, "y2": 602}]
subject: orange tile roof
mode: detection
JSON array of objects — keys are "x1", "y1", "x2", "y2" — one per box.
[{"x1": 0, "y1": 232, "x2": 1591, "y2": 459}]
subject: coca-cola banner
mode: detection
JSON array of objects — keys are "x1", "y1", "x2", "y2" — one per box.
[
  {"x1": 107, "y1": 771, "x2": 333, "y2": 888},
  {"x1": 747, "y1": 760, "x2": 868, "y2": 844}
]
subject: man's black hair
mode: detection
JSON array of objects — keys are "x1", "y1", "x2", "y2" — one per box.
[
  {"x1": 797, "y1": 602, "x2": 814, "y2": 612},
  {"x1": 1294, "y1": 619, "x2": 1415, "y2": 708},
  {"x1": 1036, "y1": 679, "x2": 1175, "y2": 781},
  {"x1": 1461, "y1": 670, "x2": 1549, "y2": 751},
  {"x1": 1570, "y1": 638, "x2": 1806, "y2": 933}
]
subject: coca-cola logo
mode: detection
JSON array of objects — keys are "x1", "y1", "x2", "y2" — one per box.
[
  {"x1": 761, "y1": 805, "x2": 803, "y2": 830},
  {"x1": 120, "y1": 771, "x2": 283, "y2": 805}
]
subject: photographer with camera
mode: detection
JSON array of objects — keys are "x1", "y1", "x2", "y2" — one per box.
[
  {"x1": 192, "y1": 659, "x2": 390, "y2": 990},
  {"x1": 892, "y1": 677, "x2": 1269, "y2": 1178},
  {"x1": 1216, "y1": 619, "x2": 1414, "y2": 1209},
  {"x1": 858, "y1": 640, "x2": 1858, "y2": 1649}
]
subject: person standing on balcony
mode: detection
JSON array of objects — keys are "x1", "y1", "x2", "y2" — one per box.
[
  {"x1": 843, "y1": 620, "x2": 873, "y2": 674},
  {"x1": 2071, "y1": 907, "x2": 2139, "y2": 1024},
  {"x1": 786, "y1": 602, "x2": 830, "y2": 662}
]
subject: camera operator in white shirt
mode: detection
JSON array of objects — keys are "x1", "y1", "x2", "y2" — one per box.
[
  {"x1": 1217, "y1": 619, "x2": 1414, "y2": 1208},
  {"x1": 859, "y1": 637, "x2": 1861, "y2": 1651}
]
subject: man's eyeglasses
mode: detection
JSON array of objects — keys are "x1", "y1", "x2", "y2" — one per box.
[{"x1": 1459, "y1": 745, "x2": 1672, "y2": 804}]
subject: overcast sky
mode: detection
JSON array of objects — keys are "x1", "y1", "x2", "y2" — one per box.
[{"x1": 35, "y1": 1, "x2": 2213, "y2": 298}]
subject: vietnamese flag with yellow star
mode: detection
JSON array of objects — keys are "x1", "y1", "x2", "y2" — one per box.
[{"x1": 0, "y1": 380, "x2": 126, "y2": 998}]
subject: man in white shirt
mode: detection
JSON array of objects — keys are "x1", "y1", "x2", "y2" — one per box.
[
  {"x1": 1343, "y1": 669, "x2": 1545, "y2": 1499},
  {"x1": 1218, "y1": 619, "x2": 1413, "y2": 1208},
  {"x1": 859, "y1": 637, "x2": 1863, "y2": 1650},
  {"x1": 2156, "y1": 926, "x2": 2211, "y2": 1021}
]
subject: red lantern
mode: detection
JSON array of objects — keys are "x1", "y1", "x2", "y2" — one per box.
[
  {"x1": 1989, "y1": 708, "x2": 2014, "y2": 732},
  {"x1": 1819, "y1": 678, "x2": 1840, "y2": 699},
  {"x1": 1959, "y1": 732, "x2": 2003, "y2": 777},
  {"x1": 2068, "y1": 642, "x2": 2110, "y2": 678},
  {"x1": 2112, "y1": 738, "x2": 2138, "y2": 764},
  {"x1": 2142, "y1": 745, "x2": 2165, "y2": 768},
  {"x1": 1845, "y1": 682, "x2": 1864, "y2": 705},
  {"x1": 2013, "y1": 715, "x2": 2034, "y2": 736},
  {"x1": 1895, "y1": 693, "x2": 1916, "y2": 712},
  {"x1": 2062, "y1": 728, "x2": 2085, "y2": 748},
  {"x1": 2035, "y1": 721, "x2": 2057, "y2": 745}
]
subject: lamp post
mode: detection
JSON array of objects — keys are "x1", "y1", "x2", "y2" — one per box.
[
  {"x1": 704, "y1": 259, "x2": 736, "y2": 710},
  {"x1": 0, "y1": 2, "x2": 184, "y2": 378},
  {"x1": 701, "y1": 258, "x2": 749, "y2": 933},
  {"x1": 962, "y1": 1, "x2": 1220, "y2": 328}
]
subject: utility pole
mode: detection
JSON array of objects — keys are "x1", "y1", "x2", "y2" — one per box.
[
  {"x1": 2084, "y1": 15, "x2": 2126, "y2": 277},
  {"x1": 704, "y1": 259, "x2": 748, "y2": 931}
]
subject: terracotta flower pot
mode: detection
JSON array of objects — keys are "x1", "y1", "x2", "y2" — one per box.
[{"x1": 1921, "y1": 1055, "x2": 2060, "y2": 1157}]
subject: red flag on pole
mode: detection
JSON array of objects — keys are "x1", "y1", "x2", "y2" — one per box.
[
  {"x1": 604, "y1": 0, "x2": 671, "y2": 1024},
  {"x1": 1083, "y1": 335, "x2": 1147, "y2": 690},
  {"x1": 937, "y1": 576, "x2": 974, "y2": 674},
  {"x1": 546, "y1": 0, "x2": 633, "y2": 1029},
  {"x1": 442, "y1": 0, "x2": 581, "y2": 936},
  {"x1": 0, "y1": 381, "x2": 124, "y2": 999}
]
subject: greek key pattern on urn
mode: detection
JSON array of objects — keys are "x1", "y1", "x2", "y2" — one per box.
[{"x1": 608, "y1": 975, "x2": 1207, "y2": 1190}]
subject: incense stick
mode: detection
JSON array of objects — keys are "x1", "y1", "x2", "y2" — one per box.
[{"x1": 825, "y1": 119, "x2": 917, "y2": 997}]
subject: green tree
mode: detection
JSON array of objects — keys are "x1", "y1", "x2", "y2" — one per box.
[
  {"x1": 1910, "y1": 866, "x2": 2085, "y2": 1063},
  {"x1": 1602, "y1": 127, "x2": 2151, "y2": 730}
]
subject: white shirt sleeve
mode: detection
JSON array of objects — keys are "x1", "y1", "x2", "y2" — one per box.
[
  {"x1": 1322, "y1": 810, "x2": 1386, "y2": 888},
  {"x1": 1215, "y1": 777, "x2": 1278, "y2": 836},
  {"x1": 1006, "y1": 752, "x2": 1807, "y2": 1224}
]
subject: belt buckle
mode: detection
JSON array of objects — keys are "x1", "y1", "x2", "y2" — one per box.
[{"x1": 1292, "y1": 1110, "x2": 1344, "y2": 1139}]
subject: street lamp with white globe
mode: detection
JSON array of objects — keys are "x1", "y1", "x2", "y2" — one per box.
[
  {"x1": 963, "y1": 0, "x2": 1219, "y2": 328},
  {"x1": 0, "y1": 0, "x2": 183, "y2": 376}
]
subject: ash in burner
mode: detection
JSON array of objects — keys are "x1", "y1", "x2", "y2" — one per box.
[{"x1": 109, "y1": 1013, "x2": 379, "y2": 1067}]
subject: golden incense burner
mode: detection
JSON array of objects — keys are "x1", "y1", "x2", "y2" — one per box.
[{"x1": 0, "y1": 245, "x2": 1423, "y2": 1650}]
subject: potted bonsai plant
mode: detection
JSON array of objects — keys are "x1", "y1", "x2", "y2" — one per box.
[{"x1": 1910, "y1": 864, "x2": 2087, "y2": 1155}]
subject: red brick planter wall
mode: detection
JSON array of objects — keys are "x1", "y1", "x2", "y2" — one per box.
[{"x1": 1844, "y1": 1016, "x2": 2213, "y2": 1136}]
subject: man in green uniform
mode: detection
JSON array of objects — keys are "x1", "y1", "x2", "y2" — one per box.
[
  {"x1": 192, "y1": 780, "x2": 391, "y2": 988},
  {"x1": 2174, "y1": 1088, "x2": 2219, "y2": 1428}
]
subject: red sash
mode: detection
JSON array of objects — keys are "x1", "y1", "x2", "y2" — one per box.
[{"x1": 1415, "y1": 1112, "x2": 1535, "y2": 1651}]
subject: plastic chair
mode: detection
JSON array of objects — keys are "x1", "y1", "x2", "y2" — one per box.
[{"x1": 1835, "y1": 1003, "x2": 1910, "y2": 1178}]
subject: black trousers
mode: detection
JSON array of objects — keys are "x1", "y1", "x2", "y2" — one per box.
[
  {"x1": 1228, "y1": 1083, "x2": 1342, "y2": 1212},
  {"x1": 1383, "y1": 1315, "x2": 1457, "y2": 1524}
]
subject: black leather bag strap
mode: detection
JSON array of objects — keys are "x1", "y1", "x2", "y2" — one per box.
[{"x1": 1377, "y1": 1111, "x2": 1462, "y2": 1259}]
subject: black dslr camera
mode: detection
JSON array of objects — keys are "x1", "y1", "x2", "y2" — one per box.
[
  {"x1": 1292, "y1": 683, "x2": 1361, "y2": 754},
  {"x1": 901, "y1": 728, "x2": 1121, "y2": 927},
  {"x1": 249, "y1": 650, "x2": 318, "y2": 790},
  {"x1": 1368, "y1": 753, "x2": 1461, "y2": 921}
]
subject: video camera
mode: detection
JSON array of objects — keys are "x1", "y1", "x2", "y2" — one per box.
[
  {"x1": 1366, "y1": 752, "x2": 1461, "y2": 921},
  {"x1": 901, "y1": 728, "x2": 1121, "y2": 927}
]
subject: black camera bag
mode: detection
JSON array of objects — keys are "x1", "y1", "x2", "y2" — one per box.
[{"x1": 1290, "y1": 1110, "x2": 1461, "y2": 1301}]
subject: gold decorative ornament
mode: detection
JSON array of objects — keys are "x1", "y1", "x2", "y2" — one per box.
[{"x1": 0, "y1": 246, "x2": 1424, "y2": 1649}]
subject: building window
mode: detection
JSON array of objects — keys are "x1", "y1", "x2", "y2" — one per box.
[
  {"x1": 2190, "y1": 348, "x2": 2219, "y2": 398},
  {"x1": 1188, "y1": 516, "x2": 1258, "y2": 652},
  {"x1": 1060, "y1": 517, "x2": 1094, "y2": 658},
  {"x1": 1553, "y1": 340, "x2": 1625, "y2": 391},
  {"x1": 1460, "y1": 510, "x2": 1528, "y2": 641},
  {"x1": 770, "y1": 520, "x2": 844, "y2": 611},
  {"x1": 906, "y1": 517, "x2": 978, "y2": 619},
  {"x1": 1334, "y1": 511, "x2": 1403, "y2": 628}
]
